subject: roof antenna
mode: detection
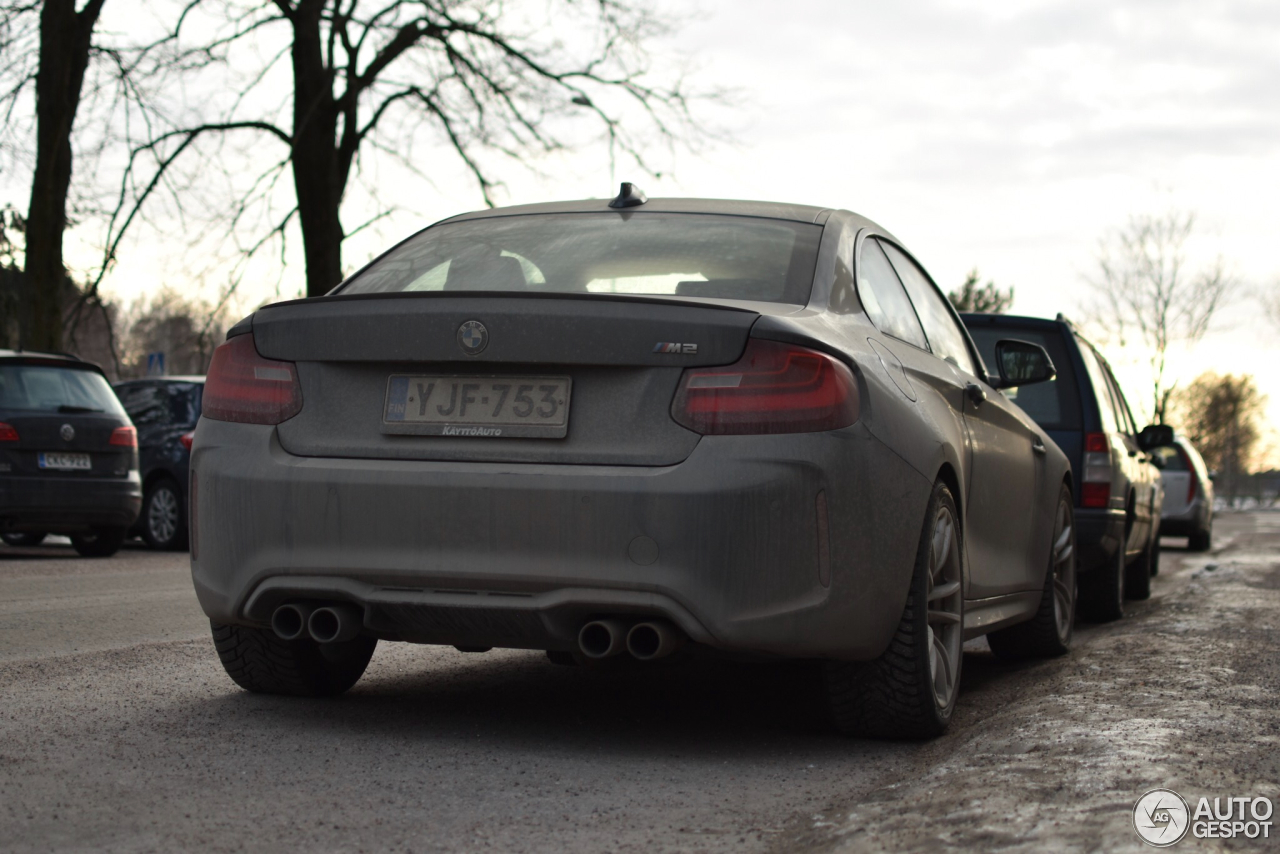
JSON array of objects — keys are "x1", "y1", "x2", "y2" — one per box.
[{"x1": 609, "y1": 182, "x2": 647, "y2": 208}]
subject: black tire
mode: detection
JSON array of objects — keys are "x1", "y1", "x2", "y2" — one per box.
[
  {"x1": 988, "y1": 485, "x2": 1076, "y2": 660},
  {"x1": 1, "y1": 532, "x2": 46, "y2": 547},
  {"x1": 1124, "y1": 536, "x2": 1155, "y2": 600},
  {"x1": 70, "y1": 526, "x2": 127, "y2": 558},
  {"x1": 142, "y1": 477, "x2": 189, "y2": 550},
  {"x1": 825, "y1": 481, "x2": 964, "y2": 739},
  {"x1": 211, "y1": 622, "x2": 376, "y2": 697},
  {"x1": 1077, "y1": 543, "x2": 1125, "y2": 622},
  {"x1": 1189, "y1": 526, "x2": 1212, "y2": 552}
]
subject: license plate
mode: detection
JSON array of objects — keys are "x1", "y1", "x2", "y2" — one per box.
[
  {"x1": 38, "y1": 452, "x2": 91, "y2": 470},
  {"x1": 383, "y1": 375, "x2": 572, "y2": 438}
]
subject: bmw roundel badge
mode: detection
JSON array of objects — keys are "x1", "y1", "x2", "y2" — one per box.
[{"x1": 457, "y1": 320, "x2": 489, "y2": 355}]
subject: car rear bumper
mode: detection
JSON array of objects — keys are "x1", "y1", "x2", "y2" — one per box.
[
  {"x1": 0, "y1": 474, "x2": 142, "y2": 533},
  {"x1": 1160, "y1": 498, "x2": 1210, "y2": 536},
  {"x1": 1074, "y1": 506, "x2": 1125, "y2": 574},
  {"x1": 190, "y1": 418, "x2": 931, "y2": 660}
]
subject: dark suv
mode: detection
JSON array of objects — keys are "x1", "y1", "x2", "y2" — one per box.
[
  {"x1": 960, "y1": 314, "x2": 1167, "y2": 621},
  {"x1": 0, "y1": 351, "x2": 142, "y2": 556},
  {"x1": 114, "y1": 377, "x2": 203, "y2": 550}
]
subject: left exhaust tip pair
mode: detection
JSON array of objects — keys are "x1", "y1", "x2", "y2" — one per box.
[{"x1": 271, "y1": 603, "x2": 362, "y2": 643}]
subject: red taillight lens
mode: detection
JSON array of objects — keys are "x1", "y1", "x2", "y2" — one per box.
[
  {"x1": 671, "y1": 339, "x2": 859, "y2": 435},
  {"x1": 1084, "y1": 432, "x2": 1108, "y2": 453},
  {"x1": 180, "y1": 431, "x2": 195, "y2": 451},
  {"x1": 202, "y1": 333, "x2": 303, "y2": 425},
  {"x1": 1082, "y1": 482, "x2": 1110, "y2": 508},
  {"x1": 109, "y1": 426, "x2": 137, "y2": 448},
  {"x1": 0, "y1": 422, "x2": 17, "y2": 442}
]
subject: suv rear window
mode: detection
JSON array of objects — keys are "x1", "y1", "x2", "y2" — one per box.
[
  {"x1": 966, "y1": 326, "x2": 1081, "y2": 430},
  {"x1": 337, "y1": 213, "x2": 823, "y2": 306},
  {"x1": 0, "y1": 363, "x2": 125, "y2": 415}
]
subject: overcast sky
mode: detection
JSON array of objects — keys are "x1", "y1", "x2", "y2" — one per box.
[{"x1": 35, "y1": 0, "x2": 1280, "y2": 446}]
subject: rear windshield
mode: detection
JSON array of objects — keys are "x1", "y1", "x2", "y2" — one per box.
[
  {"x1": 337, "y1": 213, "x2": 823, "y2": 305},
  {"x1": 965, "y1": 326, "x2": 1082, "y2": 431},
  {"x1": 1153, "y1": 445, "x2": 1188, "y2": 471},
  {"x1": 0, "y1": 363, "x2": 125, "y2": 415}
]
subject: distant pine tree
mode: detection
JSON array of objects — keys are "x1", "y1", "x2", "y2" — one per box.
[{"x1": 949, "y1": 269, "x2": 1014, "y2": 313}]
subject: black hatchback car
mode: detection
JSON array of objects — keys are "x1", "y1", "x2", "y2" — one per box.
[
  {"x1": 114, "y1": 377, "x2": 203, "y2": 550},
  {"x1": 0, "y1": 350, "x2": 142, "y2": 556},
  {"x1": 960, "y1": 314, "x2": 1168, "y2": 621}
]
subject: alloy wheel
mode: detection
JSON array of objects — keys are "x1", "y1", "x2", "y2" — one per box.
[
  {"x1": 1051, "y1": 497, "x2": 1076, "y2": 639},
  {"x1": 926, "y1": 506, "x2": 963, "y2": 710},
  {"x1": 148, "y1": 486, "x2": 180, "y2": 544}
]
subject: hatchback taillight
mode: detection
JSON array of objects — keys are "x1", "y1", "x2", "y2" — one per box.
[
  {"x1": 202, "y1": 333, "x2": 303, "y2": 425},
  {"x1": 0, "y1": 422, "x2": 17, "y2": 442},
  {"x1": 1082, "y1": 431, "x2": 1111, "y2": 508},
  {"x1": 180, "y1": 431, "x2": 195, "y2": 451},
  {"x1": 109, "y1": 426, "x2": 137, "y2": 447},
  {"x1": 671, "y1": 339, "x2": 859, "y2": 435}
]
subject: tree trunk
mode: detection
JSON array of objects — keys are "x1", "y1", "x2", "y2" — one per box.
[
  {"x1": 290, "y1": 0, "x2": 346, "y2": 298},
  {"x1": 22, "y1": 0, "x2": 105, "y2": 351}
]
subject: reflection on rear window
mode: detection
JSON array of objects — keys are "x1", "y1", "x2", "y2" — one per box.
[
  {"x1": 1153, "y1": 445, "x2": 1188, "y2": 471},
  {"x1": 0, "y1": 364, "x2": 125, "y2": 415},
  {"x1": 966, "y1": 326, "x2": 1082, "y2": 431},
  {"x1": 338, "y1": 213, "x2": 823, "y2": 305}
]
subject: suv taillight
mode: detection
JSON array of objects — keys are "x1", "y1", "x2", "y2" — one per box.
[
  {"x1": 671, "y1": 339, "x2": 859, "y2": 435},
  {"x1": 202, "y1": 333, "x2": 303, "y2": 425},
  {"x1": 1082, "y1": 431, "x2": 1110, "y2": 508},
  {"x1": 109, "y1": 426, "x2": 137, "y2": 447},
  {"x1": 0, "y1": 422, "x2": 17, "y2": 442}
]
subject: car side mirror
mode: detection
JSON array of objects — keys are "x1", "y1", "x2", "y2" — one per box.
[
  {"x1": 1137, "y1": 424, "x2": 1174, "y2": 451},
  {"x1": 990, "y1": 339, "x2": 1056, "y2": 389}
]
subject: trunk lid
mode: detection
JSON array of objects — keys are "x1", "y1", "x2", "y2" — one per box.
[{"x1": 256, "y1": 294, "x2": 760, "y2": 465}]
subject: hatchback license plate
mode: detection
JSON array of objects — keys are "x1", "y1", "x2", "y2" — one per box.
[
  {"x1": 38, "y1": 452, "x2": 91, "y2": 470},
  {"x1": 383, "y1": 375, "x2": 571, "y2": 438}
]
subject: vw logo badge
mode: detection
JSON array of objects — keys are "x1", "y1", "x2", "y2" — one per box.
[
  {"x1": 457, "y1": 320, "x2": 489, "y2": 355},
  {"x1": 60, "y1": 424, "x2": 75, "y2": 442}
]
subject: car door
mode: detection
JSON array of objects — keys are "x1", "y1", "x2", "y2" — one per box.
[{"x1": 878, "y1": 240, "x2": 1046, "y2": 597}]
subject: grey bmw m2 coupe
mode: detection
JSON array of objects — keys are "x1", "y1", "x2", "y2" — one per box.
[{"x1": 192, "y1": 186, "x2": 1075, "y2": 738}]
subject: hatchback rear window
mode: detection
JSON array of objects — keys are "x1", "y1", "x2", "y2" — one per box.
[
  {"x1": 0, "y1": 363, "x2": 125, "y2": 415},
  {"x1": 965, "y1": 326, "x2": 1082, "y2": 431},
  {"x1": 337, "y1": 213, "x2": 823, "y2": 306},
  {"x1": 1153, "y1": 445, "x2": 1188, "y2": 471}
]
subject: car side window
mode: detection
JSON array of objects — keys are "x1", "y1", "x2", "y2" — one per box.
[
  {"x1": 1103, "y1": 364, "x2": 1139, "y2": 437},
  {"x1": 879, "y1": 241, "x2": 977, "y2": 376},
  {"x1": 119, "y1": 383, "x2": 169, "y2": 427},
  {"x1": 1078, "y1": 344, "x2": 1121, "y2": 434},
  {"x1": 168, "y1": 384, "x2": 203, "y2": 427},
  {"x1": 856, "y1": 239, "x2": 928, "y2": 349}
]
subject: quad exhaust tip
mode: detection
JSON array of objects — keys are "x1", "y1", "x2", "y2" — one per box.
[
  {"x1": 626, "y1": 621, "x2": 685, "y2": 661},
  {"x1": 578, "y1": 618, "x2": 629, "y2": 659},
  {"x1": 270, "y1": 603, "x2": 314, "y2": 641}
]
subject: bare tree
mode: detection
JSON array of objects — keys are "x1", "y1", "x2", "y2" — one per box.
[
  {"x1": 108, "y1": 0, "x2": 706, "y2": 298},
  {"x1": 949, "y1": 269, "x2": 1013, "y2": 313},
  {"x1": 117, "y1": 286, "x2": 235, "y2": 378},
  {"x1": 1174, "y1": 372, "x2": 1265, "y2": 506},
  {"x1": 1086, "y1": 211, "x2": 1234, "y2": 424},
  {"x1": 0, "y1": 0, "x2": 109, "y2": 351}
]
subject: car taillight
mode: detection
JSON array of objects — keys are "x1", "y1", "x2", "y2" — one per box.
[
  {"x1": 671, "y1": 339, "x2": 859, "y2": 435},
  {"x1": 1082, "y1": 431, "x2": 1110, "y2": 508},
  {"x1": 202, "y1": 333, "x2": 303, "y2": 425},
  {"x1": 180, "y1": 431, "x2": 195, "y2": 451},
  {"x1": 0, "y1": 422, "x2": 17, "y2": 442},
  {"x1": 109, "y1": 426, "x2": 137, "y2": 447}
]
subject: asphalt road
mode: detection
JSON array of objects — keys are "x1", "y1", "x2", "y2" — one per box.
[{"x1": 0, "y1": 515, "x2": 1277, "y2": 853}]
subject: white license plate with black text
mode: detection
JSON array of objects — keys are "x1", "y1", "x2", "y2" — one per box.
[
  {"x1": 383, "y1": 375, "x2": 571, "y2": 438},
  {"x1": 38, "y1": 452, "x2": 91, "y2": 470}
]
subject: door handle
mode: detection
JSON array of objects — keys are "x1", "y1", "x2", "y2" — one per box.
[
  {"x1": 1032, "y1": 437, "x2": 1047, "y2": 456},
  {"x1": 965, "y1": 383, "x2": 987, "y2": 406}
]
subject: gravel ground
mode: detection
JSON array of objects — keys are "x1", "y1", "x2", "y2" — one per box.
[{"x1": 0, "y1": 514, "x2": 1276, "y2": 853}]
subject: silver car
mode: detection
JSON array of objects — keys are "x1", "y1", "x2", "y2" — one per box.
[
  {"x1": 191, "y1": 188, "x2": 1074, "y2": 738},
  {"x1": 1155, "y1": 436, "x2": 1214, "y2": 551}
]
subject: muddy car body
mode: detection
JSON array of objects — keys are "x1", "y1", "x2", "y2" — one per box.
[{"x1": 192, "y1": 192, "x2": 1075, "y2": 736}]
